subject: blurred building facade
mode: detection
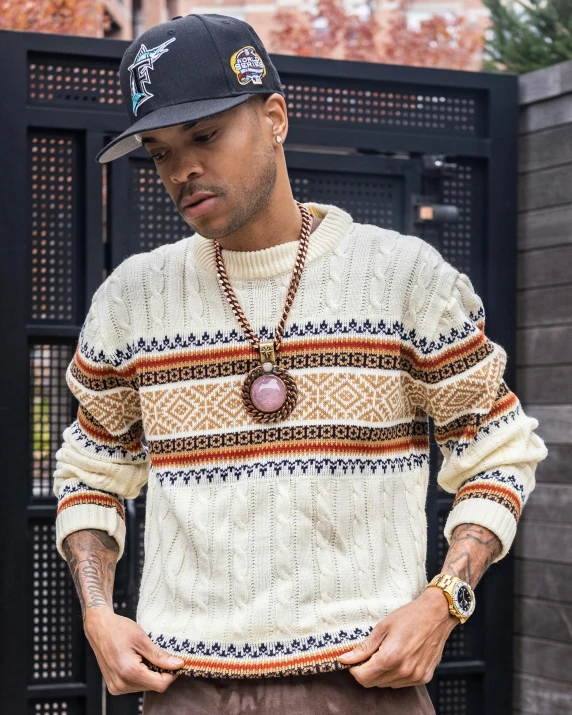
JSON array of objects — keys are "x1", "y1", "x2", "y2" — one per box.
[{"x1": 103, "y1": 0, "x2": 491, "y2": 50}]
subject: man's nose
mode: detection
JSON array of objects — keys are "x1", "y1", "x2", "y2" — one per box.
[{"x1": 170, "y1": 154, "x2": 203, "y2": 184}]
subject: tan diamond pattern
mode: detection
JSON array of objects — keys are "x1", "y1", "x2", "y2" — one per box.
[
  {"x1": 140, "y1": 372, "x2": 409, "y2": 436},
  {"x1": 69, "y1": 380, "x2": 141, "y2": 436},
  {"x1": 403, "y1": 349, "x2": 506, "y2": 426}
]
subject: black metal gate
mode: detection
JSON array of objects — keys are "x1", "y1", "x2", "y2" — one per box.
[{"x1": 0, "y1": 29, "x2": 518, "y2": 715}]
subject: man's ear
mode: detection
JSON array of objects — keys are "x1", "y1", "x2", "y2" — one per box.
[{"x1": 263, "y1": 93, "x2": 288, "y2": 143}]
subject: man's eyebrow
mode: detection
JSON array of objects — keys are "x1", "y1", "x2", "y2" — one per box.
[{"x1": 140, "y1": 111, "x2": 227, "y2": 146}]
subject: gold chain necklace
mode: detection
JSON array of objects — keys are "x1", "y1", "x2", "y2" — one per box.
[{"x1": 214, "y1": 201, "x2": 313, "y2": 423}]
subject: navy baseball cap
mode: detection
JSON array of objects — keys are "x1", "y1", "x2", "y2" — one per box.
[{"x1": 96, "y1": 13, "x2": 284, "y2": 163}]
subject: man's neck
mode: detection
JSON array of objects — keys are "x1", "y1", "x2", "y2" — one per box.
[{"x1": 215, "y1": 195, "x2": 321, "y2": 252}]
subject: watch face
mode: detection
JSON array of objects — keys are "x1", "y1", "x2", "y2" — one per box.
[{"x1": 453, "y1": 581, "x2": 475, "y2": 617}]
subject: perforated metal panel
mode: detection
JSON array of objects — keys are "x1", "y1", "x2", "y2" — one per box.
[
  {"x1": 30, "y1": 521, "x2": 82, "y2": 683},
  {"x1": 291, "y1": 171, "x2": 401, "y2": 231},
  {"x1": 436, "y1": 511, "x2": 448, "y2": 569},
  {"x1": 132, "y1": 163, "x2": 189, "y2": 251},
  {"x1": 440, "y1": 163, "x2": 474, "y2": 275},
  {"x1": 283, "y1": 81, "x2": 481, "y2": 135},
  {"x1": 30, "y1": 344, "x2": 75, "y2": 499},
  {"x1": 138, "y1": 511, "x2": 146, "y2": 573},
  {"x1": 29, "y1": 55, "x2": 122, "y2": 108},
  {"x1": 436, "y1": 675, "x2": 482, "y2": 715},
  {"x1": 113, "y1": 595, "x2": 129, "y2": 619},
  {"x1": 29, "y1": 700, "x2": 83, "y2": 715},
  {"x1": 30, "y1": 134, "x2": 76, "y2": 322}
]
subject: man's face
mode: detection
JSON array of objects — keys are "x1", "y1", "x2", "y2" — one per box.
[{"x1": 139, "y1": 96, "x2": 278, "y2": 240}]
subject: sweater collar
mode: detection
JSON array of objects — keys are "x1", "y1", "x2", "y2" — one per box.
[{"x1": 192, "y1": 202, "x2": 353, "y2": 281}]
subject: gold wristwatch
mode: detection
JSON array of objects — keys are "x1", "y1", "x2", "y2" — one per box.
[{"x1": 426, "y1": 573, "x2": 476, "y2": 624}]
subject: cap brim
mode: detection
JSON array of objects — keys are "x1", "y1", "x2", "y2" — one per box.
[{"x1": 96, "y1": 94, "x2": 253, "y2": 163}]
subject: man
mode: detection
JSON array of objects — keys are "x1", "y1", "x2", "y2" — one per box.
[{"x1": 53, "y1": 13, "x2": 547, "y2": 715}]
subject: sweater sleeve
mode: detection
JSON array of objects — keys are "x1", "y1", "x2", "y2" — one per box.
[
  {"x1": 53, "y1": 283, "x2": 149, "y2": 560},
  {"x1": 407, "y1": 270, "x2": 548, "y2": 563}
]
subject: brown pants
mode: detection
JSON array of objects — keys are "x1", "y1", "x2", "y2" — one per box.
[{"x1": 142, "y1": 668, "x2": 436, "y2": 715}]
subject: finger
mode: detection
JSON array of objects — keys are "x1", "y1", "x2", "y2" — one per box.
[
  {"x1": 133, "y1": 664, "x2": 179, "y2": 692},
  {"x1": 360, "y1": 672, "x2": 410, "y2": 689},
  {"x1": 364, "y1": 663, "x2": 432, "y2": 690},
  {"x1": 121, "y1": 664, "x2": 178, "y2": 693},
  {"x1": 379, "y1": 669, "x2": 433, "y2": 689},
  {"x1": 344, "y1": 651, "x2": 394, "y2": 687},
  {"x1": 338, "y1": 628, "x2": 386, "y2": 665},
  {"x1": 106, "y1": 667, "x2": 177, "y2": 696},
  {"x1": 135, "y1": 636, "x2": 185, "y2": 671}
]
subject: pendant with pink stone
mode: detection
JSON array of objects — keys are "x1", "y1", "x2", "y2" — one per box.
[
  {"x1": 250, "y1": 363, "x2": 287, "y2": 412},
  {"x1": 242, "y1": 355, "x2": 298, "y2": 423}
]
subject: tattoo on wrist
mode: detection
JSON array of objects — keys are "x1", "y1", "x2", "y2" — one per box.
[
  {"x1": 62, "y1": 529, "x2": 119, "y2": 619},
  {"x1": 441, "y1": 523, "x2": 502, "y2": 589}
]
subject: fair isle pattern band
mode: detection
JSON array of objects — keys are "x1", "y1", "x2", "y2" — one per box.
[
  {"x1": 132, "y1": 332, "x2": 494, "y2": 388},
  {"x1": 57, "y1": 482, "x2": 126, "y2": 521},
  {"x1": 76, "y1": 314, "x2": 486, "y2": 370},
  {"x1": 156, "y1": 453, "x2": 430, "y2": 487},
  {"x1": 68, "y1": 420, "x2": 149, "y2": 462},
  {"x1": 140, "y1": 372, "x2": 413, "y2": 434},
  {"x1": 145, "y1": 625, "x2": 373, "y2": 679},
  {"x1": 436, "y1": 380, "x2": 513, "y2": 439},
  {"x1": 452, "y1": 469, "x2": 523, "y2": 520},
  {"x1": 148, "y1": 421, "x2": 429, "y2": 465},
  {"x1": 431, "y1": 378, "x2": 519, "y2": 454},
  {"x1": 68, "y1": 309, "x2": 522, "y2": 525},
  {"x1": 77, "y1": 404, "x2": 144, "y2": 452}
]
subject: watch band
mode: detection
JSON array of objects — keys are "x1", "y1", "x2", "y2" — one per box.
[{"x1": 428, "y1": 573, "x2": 459, "y2": 590}]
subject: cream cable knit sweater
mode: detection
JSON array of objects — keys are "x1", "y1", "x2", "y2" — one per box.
[{"x1": 53, "y1": 201, "x2": 547, "y2": 678}]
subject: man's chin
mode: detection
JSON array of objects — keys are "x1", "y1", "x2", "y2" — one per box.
[{"x1": 181, "y1": 213, "x2": 231, "y2": 240}]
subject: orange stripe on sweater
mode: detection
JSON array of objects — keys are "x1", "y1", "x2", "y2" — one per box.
[
  {"x1": 174, "y1": 643, "x2": 355, "y2": 674},
  {"x1": 150, "y1": 436, "x2": 428, "y2": 467},
  {"x1": 57, "y1": 493, "x2": 125, "y2": 519},
  {"x1": 454, "y1": 481, "x2": 521, "y2": 512}
]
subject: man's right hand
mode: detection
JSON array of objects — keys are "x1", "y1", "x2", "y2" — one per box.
[{"x1": 85, "y1": 607, "x2": 185, "y2": 695}]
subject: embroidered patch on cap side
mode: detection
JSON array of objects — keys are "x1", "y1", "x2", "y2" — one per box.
[
  {"x1": 230, "y1": 46, "x2": 266, "y2": 86},
  {"x1": 128, "y1": 38, "x2": 176, "y2": 116}
]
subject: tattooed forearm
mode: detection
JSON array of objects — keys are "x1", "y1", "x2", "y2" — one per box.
[
  {"x1": 62, "y1": 529, "x2": 119, "y2": 620},
  {"x1": 441, "y1": 523, "x2": 502, "y2": 589}
]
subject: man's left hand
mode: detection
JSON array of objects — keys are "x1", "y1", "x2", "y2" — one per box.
[{"x1": 337, "y1": 587, "x2": 458, "y2": 688}]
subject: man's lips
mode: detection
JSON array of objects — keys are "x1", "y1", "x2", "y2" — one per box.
[
  {"x1": 180, "y1": 192, "x2": 218, "y2": 218},
  {"x1": 180, "y1": 192, "x2": 216, "y2": 210}
]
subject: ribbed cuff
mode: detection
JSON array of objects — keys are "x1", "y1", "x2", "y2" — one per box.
[
  {"x1": 56, "y1": 503, "x2": 126, "y2": 560},
  {"x1": 443, "y1": 497, "x2": 517, "y2": 564}
]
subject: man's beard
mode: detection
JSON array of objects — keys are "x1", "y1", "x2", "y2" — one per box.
[{"x1": 179, "y1": 143, "x2": 278, "y2": 240}]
